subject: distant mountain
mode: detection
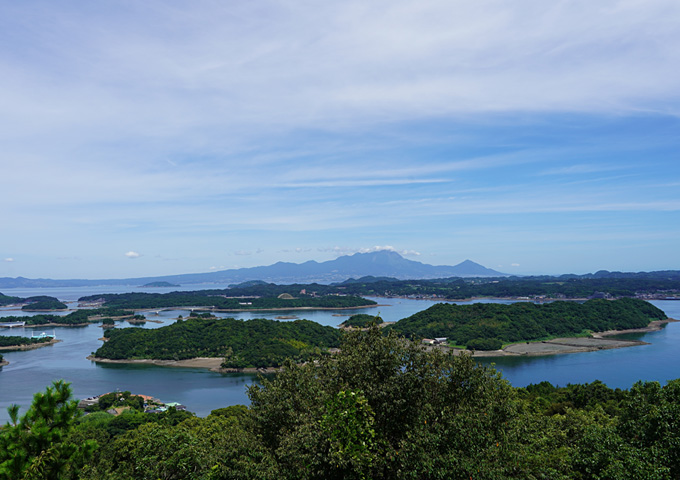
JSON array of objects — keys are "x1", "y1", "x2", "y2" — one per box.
[{"x1": 0, "y1": 251, "x2": 507, "y2": 288}]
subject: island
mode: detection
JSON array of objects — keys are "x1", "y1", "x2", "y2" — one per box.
[
  {"x1": 388, "y1": 297, "x2": 671, "y2": 354},
  {"x1": 0, "y1": 353, "x2": 7, "y2": 367},
  {"x1": 339, "y1": 313, "x2": 384, "y2": 329},
  {"x1": 140, "y1": 281, "x2": 180, "y2": 288},
  {"x1": 0, "y1": 292, "x2": 67, "y2": 310},
  {"x1": 0, "y1": 333, "x2": 61, "y2": 352},
  {"x1": 90, "y1": 317, "x2": 341, "y2": 371},
  {"x1": 78, "y1": 290, "x2": 377, "y2": 311},
  {"x1": 0, "y1": 308, "x2": 142, "y2": 327}
]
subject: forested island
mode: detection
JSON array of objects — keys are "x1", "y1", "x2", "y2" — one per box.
[
  {"x1": 140, "y1": 281, "x2": 180, "y2": 287},
  {"x1": 0, "y1": 292, "x2": 67, "y2": 310},
  {"x1": 389, "y1": 298, "x2": 668, "y2": 349},
  {"x1": 79, "y1": 290, "x2": 376, "y2": 310},
  {"x1": 0, "y1": 308, "x2": 140, "y2": 327},
  {"x1": 340, "y1": 313, "x2": 384, "y2": 328},
  {"x1": 4, "y1": 328, "x2": 680, "y2": 479},
  {"x1": 0, "y1": 334, "x2": 57, "y2": 351},
  {"x1": 93, "y1": 317, "x2": 341, "y2": 368}
]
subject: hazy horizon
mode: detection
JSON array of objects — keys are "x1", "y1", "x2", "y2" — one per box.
[{"x1": 2, "y1": 1, "x2": 679, "y2": 279}]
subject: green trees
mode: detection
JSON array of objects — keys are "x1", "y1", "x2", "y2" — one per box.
[
  {"x1": 95, "y1": 317, "x2": 341, "y2": 368},
  {"x1": 245, "y1": 326, "x2": 518, "y2": 479},
  {"x1": 0, "y1": 380, "x2": 95, "y2": 480},
  {"x1": 340, "y1": 314, "x2": 384, "y2": 328},
  {"x1": 390, "y1": 298, "x2": 666, "y2": 345}
]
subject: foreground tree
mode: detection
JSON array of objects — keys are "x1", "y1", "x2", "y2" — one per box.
[
  {"x1": 245, "y1": 325, "x2": 519, "y2": 480},
  {"x1": 0, "y1": 380, "x2": 96, "y2": 480}
]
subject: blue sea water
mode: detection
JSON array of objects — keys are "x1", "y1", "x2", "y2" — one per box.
[{"x1": 1, "y1": 287, "x2": 679, "y2": 422}]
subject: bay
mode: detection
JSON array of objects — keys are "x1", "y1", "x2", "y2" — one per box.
[{"x1": 1, "y1": 286, "x2": 679, "y2": 423}]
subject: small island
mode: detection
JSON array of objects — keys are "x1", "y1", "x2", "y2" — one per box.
[
  {"x1": 141, "y1": 281, "x2": 180, "y2": 288},
  {"x1": 0, "y1": 308, "x2": 143, "y2": 328},
  {"x1": 0, "y1": 353, "x2": 7, "y2": 367},
  {"x1": 90, "y1": 317, "x2": 341, "y2": 371},
  {"x1": 339, "y1": 313, "x2": 385, "y2": 329},
  {"x1": 0, "y1": 333, "x2": 61, "y2": 352}
]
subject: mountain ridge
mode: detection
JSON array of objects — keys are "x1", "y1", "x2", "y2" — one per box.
[{"x1": 0, "y1": 251, "x2": 507, "y2": 288}]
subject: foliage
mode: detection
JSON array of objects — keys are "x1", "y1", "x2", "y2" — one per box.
[
  {"x1": 466, "y1": 337, "x2": 502, "y2": 350},
  {"x1": 20, "y1": 296, "x2": 68, "y2": 311},
  {"x1": 17, "y1": 330, "x2": 680, "y2": 479},
  {"x1": 94, "y1": 317, "x2": 341, "y2": 368},
  {"x1": 78, "y1": 290, "x2": 376, "y2": 310},
  {"x1": 0, "y1": 380, "x2": 96, "y2": 480},
  {"x1": 0, "y1": 293, "x2": 23, "y2": 307},
  {"x1": 0, "y1": 308, "x2": 137, "y2": 327},
  {"x1": 246, "y1": 326, "x2": 518, "y2": 479},
  {"x1": 389, "y1": 298, "x2": 666, "y2": 345},
  {"x1": 0, "y1": 336, "x2": 52, "y2": 348},
  {"x1": 340, "y1": 314, "x2": 384, "y2": 328}
]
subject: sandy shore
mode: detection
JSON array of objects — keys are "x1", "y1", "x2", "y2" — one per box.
[
  {"x1": 0, "y1": 338, "x2": 62, "y2": 352},
  {"x1": 467, "y1": 318, "x2": 678, "y2": 357},
  {"x1": 86, "y1": 355, "x2": 282, "y2": 373}
]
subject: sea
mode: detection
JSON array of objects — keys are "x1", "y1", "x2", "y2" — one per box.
[{"x1": 1, "y1": 284, "x2": 679, "y2": 422}]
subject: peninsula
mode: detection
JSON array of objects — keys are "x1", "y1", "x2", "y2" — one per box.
[{"x1": 390, "y1": 298, "x2": 668, "y2": 351}]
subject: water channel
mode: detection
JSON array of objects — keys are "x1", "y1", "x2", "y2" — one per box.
[{"x1": 1, "y1": 286, "x2": 679, "y2": 423}]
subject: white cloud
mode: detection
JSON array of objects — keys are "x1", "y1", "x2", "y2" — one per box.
[
  {"x1": 125, "y1": 251, "x2": 140, "y2": 258},
  {"x1": 234, "y1": 249, "x2": 264, "y2": 256},
  {"x1": 511, "y1": 263, "x2": 520, "y2": 267},
  {"x1": 3, "y1": 258, "x2": 14, "y2": 262},
  {"x1": 319, "y1": 245, "x2": 421, "y2": 257}
]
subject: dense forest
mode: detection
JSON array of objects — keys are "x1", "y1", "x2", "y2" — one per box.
[
  {"x1": 0, "y1": 308, "x2": 138, "y2": 326},
  {"x1": 78, "y1": 290, "x2": 376, "y2": 310},
  {"x1": 0, "y1": 292, "x2": 22, "y2": 307},
  {"x1": 4, "y1": 328, "x2": 680, "y2": 479},
  {"x1": 0, "y1": 292, "x2": 67, "y2": 310},
  {"x1": 334, "y1": 275, "x2": 680, "y2": 299},
  {"x1": 95, "y1": 317, "x2": 341, "y2": 368},
  {"x1": 0, "y1": 335, "x2": 52, "y2": 348},
  {"x1": 389, "y1": 298, "x2": 667, "y2": 348},
  {"x1": 340, "y1": 313, "x2": 384, "y2": 328}
]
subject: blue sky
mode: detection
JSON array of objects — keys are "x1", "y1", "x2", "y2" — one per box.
[{"x1": 1, "y1": 0, "x2": 679, "y2": 279}]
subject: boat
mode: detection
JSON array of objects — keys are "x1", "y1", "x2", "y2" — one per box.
[{"x1": 0, "y1": 321, "x2": 25, "y2": 328}]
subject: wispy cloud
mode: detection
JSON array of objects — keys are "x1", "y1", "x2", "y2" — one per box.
[
  {"x1": 318, "y1": 246, "x2": 421, "y2": 257},
  {"x1": 2, "y1": 1, "x2": 679, "y2": 277}
]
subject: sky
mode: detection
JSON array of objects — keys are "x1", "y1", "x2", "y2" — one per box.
[{"x1": 1, "y1": 0, "x2": 679, "y2": 279}]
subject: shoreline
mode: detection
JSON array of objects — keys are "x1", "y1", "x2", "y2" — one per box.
[
  {"x1": 0, "y1": 338, "x2": 62, "y2": 352},
  {"x1": 468, "y1": 318, "x2": 678, "y2": 357},
  {"x1": 84, "y1": 318, "x2": 679, "y2": 369},
  {"x1": 20, "y1": 323, "x2": 90, "y2": 328},
  {"x1": 199, "y1": 304, "x2": 384, "y2": 313},
  {"x1": 0, "y1": 360, "x2": 8, "y2": 367},
  {"x1": 86, "y1": 355, "x2": 279, "y2": 373}
]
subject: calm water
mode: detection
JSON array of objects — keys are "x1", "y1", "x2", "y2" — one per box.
[{"x1": 1, "y1": 287, "x2": 679, "y2": 422}]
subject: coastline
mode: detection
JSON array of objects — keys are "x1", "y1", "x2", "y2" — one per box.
[
  {"x1": 86, "y1": 355, "x2": 279, "y2": 373},
  {"x1": 85, "y1": 318, "x2": 679, "y2": 369},
  {"x1": 468, "y1": 318, "x2": 678, "y2": 357},
  {"x1": 20, "y1": 323, "x2": 90, "y2": 328},
  {"x1": 0, "y1": 360, "x2": 8, "y2": 367},
  {"x1": 200, "y1": 304, "x2": 385, "y2": 313},
  {"x1": 0, "y1": 338, "x2": 62, "y2": 352}
]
